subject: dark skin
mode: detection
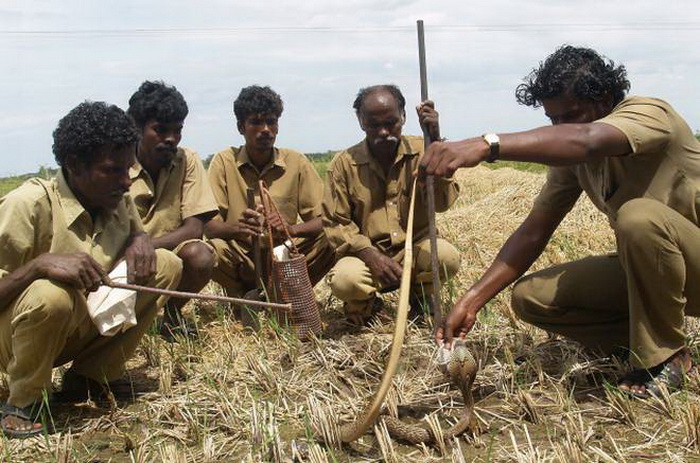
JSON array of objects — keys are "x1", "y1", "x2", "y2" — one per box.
[
  {"x1": 204, "y1": 112, "x2": 323, "y2": 244},
  {"x1": 0, "y1": 144, "x2": 155, "y2": 434},
  {"x1": 136, "y1": 119, "x2": 215, "y2": 318},
  {"x1": 355, "y1": 89, "x2": 440, "y2": 289},
  {"x1": 421, "y1": 93, "x2": 693, "y2": 396}
]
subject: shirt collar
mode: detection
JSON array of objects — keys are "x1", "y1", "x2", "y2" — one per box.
[
  {"x1": 352, "y1": 136, "x2": 419, "y2": 165},
  {"x1": 56, "y1": 169, "x2": 120, "y2": 228},
  {"x1": 235, "y1": 145, "x2": 286, "y2": 172},
  {"x1": 130, "y1": 148, "x2": 184, "y2": 181}
]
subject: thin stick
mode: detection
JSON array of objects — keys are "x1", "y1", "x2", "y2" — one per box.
[
  {"x1": 417, "y1": 19, "x2": 443, "y2": 329},
  {"x1": 105, "y1": 280, "x2": 292, "y2": 312},
  {"x1": 247, "y1": 187, "x2": 264, "y2": 288}
]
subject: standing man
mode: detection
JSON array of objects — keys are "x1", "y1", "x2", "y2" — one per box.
[
  {"x1": 0, "y1": 102, "x2": 182, "y2": 437},
  {"x1": 323, "y1": 84, "x2": 461, "y2": 325},
  {"x1": 422, "y1": 45, "x2": 699, "y2": 398},
  {"x1": 128, "y1": 81, "x2": 218, "y2": 340},
  {"x1": 206, "y1": 85, "x2": 335, "y2": 298}
]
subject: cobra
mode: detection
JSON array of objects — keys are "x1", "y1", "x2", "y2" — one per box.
[{"x1": 382, "y1": 341, "x2": 478, "y2": 444}]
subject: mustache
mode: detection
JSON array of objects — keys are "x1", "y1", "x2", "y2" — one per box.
[
  {"x1": 372, "y1": 135, "x2": 399, "y2": 145},
  {"x1": 156, "y1": 145, "x2": 177, "y2": 154}
]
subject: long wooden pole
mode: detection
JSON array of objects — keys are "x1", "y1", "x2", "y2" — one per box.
[{"x1": 417, "y1": 19, "x2": 443, "y2": 329}]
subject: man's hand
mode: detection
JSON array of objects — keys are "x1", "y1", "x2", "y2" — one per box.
[
  {"x1": 236, "y1": 207, "x2": 264, "y2": 240},
  {"x1": 124, "y1": 233, "x2": 156, "y2": 284},
  {"x1": 34, "y1": 253, "x2": 107, "y2": 292},
  {"x1": 435, "y1": 295, "x2": 479, "y2": 347},
  {"x1": 421, "y1": 138, "x2": 489, "y2": 178},
  {"x1": 357, "y1": 248, "x2": 402, "y2": 289},
  {"x1": 265, "y1": 207, "x2": 291, "y2": 241},
  {"x1": 416, "y1": 100, "x2": 440, "y2": 142}
]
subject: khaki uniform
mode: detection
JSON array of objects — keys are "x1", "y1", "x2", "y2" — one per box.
[
  {"x1": 511, "y1": 96, "x2": 700, "y2": 368},
  {"x1": 207, "y1": 146, "x2": 335, "y2": 296},
  {"x1": 130, "y1": 147, "x2": 218, "y2": 254},
  {"x1": 0, "y1": 171, "x2": 182, "y2": 407},
  {"x1": 323, "y1": 136, "x2": 461, "y2": 315}
]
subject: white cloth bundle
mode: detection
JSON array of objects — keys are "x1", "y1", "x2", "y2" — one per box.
[{"x1": 86, "y1": 261, "x2": 137, "y2": 336}]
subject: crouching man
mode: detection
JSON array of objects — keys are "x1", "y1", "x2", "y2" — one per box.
[{"x1": 0, "y1": 102, "x2": 182, "y2": 438}]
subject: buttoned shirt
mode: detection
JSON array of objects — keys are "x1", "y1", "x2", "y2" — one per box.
[
  {"x1": 322, "y1": 135, "x2": 459, "y2": 257},
  {"x1": 533, "y1": 96, "x2": 700, "y2": 228},
  {"x1": 129, "y1": 147, "x2": 218, "y2": 238},
  {"x1": 0, "y1": 170, "x2": 143, "y2": 283},
  {"x1": 207, "y1": 146, "x2": 324, "y2": 249}
]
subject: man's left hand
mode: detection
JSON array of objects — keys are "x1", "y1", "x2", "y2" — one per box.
[
  {"x1": 416, "y1": 100, "x2": 440, "y2": 142},
  {"x1": 124, "y1": 232, "x2": 157, "y2": 284}
]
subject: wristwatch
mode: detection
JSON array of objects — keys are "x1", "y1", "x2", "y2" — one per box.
[{"x1": 481, "y1": 133, "x2": 500, "y2": 163}]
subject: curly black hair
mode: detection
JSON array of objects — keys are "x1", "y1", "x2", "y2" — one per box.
[
  {"x1": 515, "y1": 45, "x2": 630, "y2": 108},
  {"x1": 52, "y1": 101, "x2": 139, "y2": 166},
  {"x1": 353, "y1": 84, "x2": 406, "y2": 115},
  {"x1": 233, "y1": 86, "x2": 284, "y2": 124},
  {"x1": 127, "y1": 80, "x2": 189, "y2": 127}
]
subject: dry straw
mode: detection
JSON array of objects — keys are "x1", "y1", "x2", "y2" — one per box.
[{"x1": 1, "y1": 166, "x2": 698, "y2": 462}]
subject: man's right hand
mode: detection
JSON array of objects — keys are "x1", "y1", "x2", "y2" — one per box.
[
  {"x1": 435, "y1": 295, "x2": 479, "y2": 347},
  {"x1": 34, "y1": 253, "x2": 107, "y2": 292},
  {"x1": 357, "y1": 248, "x2": 403, "y2": 289},
  {"x1": 235, "y1": 207, "x2": 264, "y2": 240}
]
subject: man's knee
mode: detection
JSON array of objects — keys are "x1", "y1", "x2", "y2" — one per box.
[
  {"x1": 328, "y1": 258, "x2": 369, "y2": 301},
  {"x1": 616, "y1": 198, "x2": 665, "y2": 245},
  {"x1": 14, "y1": 279, "x2": 77, "y2": 324},
  {"x1": 437, "y1": 239, "x2": 461, "y2": 279},
  {"x1": 177, "y1": 241, "x2": 216, "y2": 276},
  {"x1": 511, "y1": 275, "x2": 544, "y2": 324}
]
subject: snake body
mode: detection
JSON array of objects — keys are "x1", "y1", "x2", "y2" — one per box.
[{"x1": 383, "y1": 341, "x2": 478, "y2": 444}]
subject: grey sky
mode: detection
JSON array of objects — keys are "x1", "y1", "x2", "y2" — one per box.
[{"x1": 1, "y1": 0, "x2": 699, "y2": 176}]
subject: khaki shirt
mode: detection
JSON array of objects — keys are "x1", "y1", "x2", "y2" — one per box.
[
  {"x1": 323, "y1": 135, "x2": 459, "y2": 257},
  {"x1": 533, "y1": 96, "x2": 700, "y2": 228},
  {"x1": 130, "y1": 147, "x2": 218, "y2": 238},
  {"x1": 207, "y1": 146, "x2": 324, "y2": 234},
  {"x1": 0, "y1": 170, "x2": 143, "y2": 282}
]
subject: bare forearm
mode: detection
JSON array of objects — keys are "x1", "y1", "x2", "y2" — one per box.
[
  {"x1": 459, "y1": 210, "x2": 560, "y2": 314},
  {"x1": 500, "y1": 123, "x2": 630, "y2": 165},
  {"x1": 462, "y1": 229, "x2": 550, "y2": 310},
  {"x1": 204, "y1": 219, "x2": 240, "y2": 241},
  {"x1": 289, "y1": 217, "x2": 323, "y2": 239},
  {"x1": 152, "y1": 219, "x2": 204, "y2": 250},
  {"x1": 0, "y1": 261, "x2": 42, "y2": 308}
]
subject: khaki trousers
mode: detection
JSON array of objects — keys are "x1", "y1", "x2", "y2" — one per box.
[
  {"x1": 512, "y1": 198, "x2": 700, "y2": 368},
  {"x1": 210, "y1": 231, "x2": 336, "y2": 298},
  {"x1": 0, "y1": 249, "x2": 182, "y2": 408},
  {"x1": 328, "y1": 238, "x2": 461, "y2": 317}
]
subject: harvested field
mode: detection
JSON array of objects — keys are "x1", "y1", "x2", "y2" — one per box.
[{"x1": 2, "y1": 166, "x2": 699, "y2": 462}]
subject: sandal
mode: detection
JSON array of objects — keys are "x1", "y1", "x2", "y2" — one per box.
[
  {"x1": 619, "y1": 361, "x2": 689, "y2": 399},
  {"x1": 1, "y1": 403, "x2": 49, "y2": 439}
]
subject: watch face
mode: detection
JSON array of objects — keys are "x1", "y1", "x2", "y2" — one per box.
[{"x1": 484, "y1": 133, "x2": 499, "y2": 145}]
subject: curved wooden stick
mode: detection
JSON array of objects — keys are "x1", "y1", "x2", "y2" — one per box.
[
  {"x1": 104, "y1": 279, "x2": 292, "y2": 312},
  {"x1": 338, "y1": 177, "x2": 418, "y2": 443}
]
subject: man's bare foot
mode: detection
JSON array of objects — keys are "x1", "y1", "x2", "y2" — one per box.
[{"x1": 618, "y1": 348, "x2": 693, "y2": 398}]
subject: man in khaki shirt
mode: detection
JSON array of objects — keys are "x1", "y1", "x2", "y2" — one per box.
[
  {"x1": 323, "y1": 84, "x2": 461, "y2": 324},
  {"x1": 0, "y1": 102, "x2": 182, "y2": 438},
  {"x1": 206, "y1": 85, "x2": 334, "y2": 298},
  {"x1": 128, "y1": 81, "x2": 218, "y2": 340},
  {"x1": 422, "y1": 45, "x2": 700, "y2": 398}
]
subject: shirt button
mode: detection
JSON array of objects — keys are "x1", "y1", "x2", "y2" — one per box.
[{"x1": 392, "y1": 232, "x2": 398, "y2": 237}]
